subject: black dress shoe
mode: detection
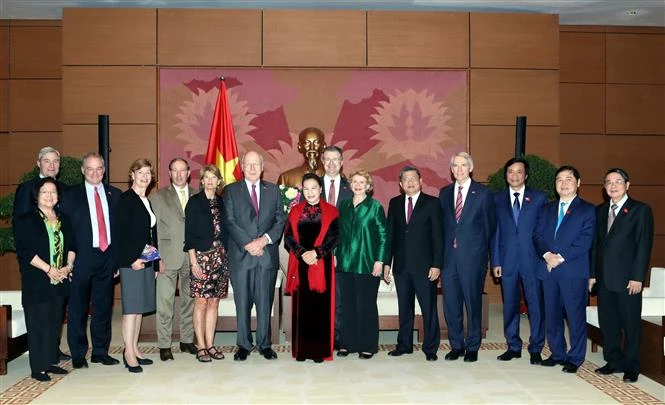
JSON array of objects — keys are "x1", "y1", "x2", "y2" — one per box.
[
  {"x1": 72, "y1": 358, "x2": 88, "y2": 369},
  {"x1": 497, "y1": 350, "x2": 521, "y2": 361},
  {"x1": 529, "y1": 352, "x2": 543, "y2": 365},
  {"x1": 426, "y1": 353, "x2": 438, "y2": 361},
  {"x1": 234, "y1": 348, "x2": 250, "y2": 361},
  {"x1": 562, "y1": 362, "x2": 578, "y2": 373},
  {"x1": 313, "y1": 358, "x2": 324, "y2": 363},
  {"x1": 296, "y1": 357, "x2": 306, "y2": 362},
  {"x1": 31, "y1": 372, "x2": 51, "y2": 382},
  {"x1": 623, "y1": 371, "x2": 639, "y2": 383},
  {"x1": 444, "y1": 349, "x2": 465, "y2": 361},
  {"x1": 337, "y1": 349, "x2": 350, "y2": 357},
  {"x1": 160, "y1": 348, "x2": 174, "y2": 361},
  {"x1": 541, "y1": 357, "x2": 564, "y2": 367},
  {"x1": 463, "y1": 351, "x2": 478, "y2": 362},
  {"x1": 595, "y1": 364, "x2": 619, "y2": 375},
  {"x1": 179, "y1": 342, "x2": 197, "y2": 355},
  {"x1": 58, "y1": 350, "x2": 71, "y2": 362},
  {"x1": 359, "y1": 352, "x2": 373, "y2": 359},
  {"x1": 387, "y1": 349, "x2": 413, "y2": 357},
  {"x1": 260, "y1": 348, "x2": 278, "y2": 360},
  {"x1": 91, "y1": 354, "x2": 120, "y2": 366},
  {"x1": 137, "y1": 357, "x2": 153, "y2": 365},
  {"x1": 46, "y1": 365, "x2": 68, "y2": 375}
]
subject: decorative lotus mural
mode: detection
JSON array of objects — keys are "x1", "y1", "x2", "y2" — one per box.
[{"x1": 159, "y1": 69, "x2": 467, "y2": 206}]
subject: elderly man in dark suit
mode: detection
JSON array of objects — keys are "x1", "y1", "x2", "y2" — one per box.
[
  {"x1": 590, "y1": 168, "x2": 654, "y2": 383},
  {"x1": 533, "y1": 165, "x2": 595, "y2": 374},
  {"x1": 13, "y1": 146, "x2": 71, "y2": 362},
  {"x1": 491, "y1": 157, "x2": 547, "y2": 365},
  {"x1": 60, "y1": 152, "x2": 121, "y2": 369},
  {"x1": 223, "y1": 151, "x2": 286, "y2": 361},
  {"x1": 439, "y1": 152, "x2": 496, "y2": 363},
  {"x1": 385, "y1": 165, "x2": 443, "y2": 361}
]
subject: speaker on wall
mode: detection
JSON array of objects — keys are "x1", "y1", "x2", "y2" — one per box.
[
  {"x1": 98, "y1": 114, "x2": 110, "y2": 185},
  {"x1": 515, "y1": 116, "x2": 527, "y2": 158}
]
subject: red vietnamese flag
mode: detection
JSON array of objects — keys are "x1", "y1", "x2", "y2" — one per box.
[{"x1": 205, "y1": 78, "x2": 242, "y2": 184}]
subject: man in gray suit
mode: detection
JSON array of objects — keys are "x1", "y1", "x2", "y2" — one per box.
[
  {"x1": 149, "y1": 158, "x2": 197, "y2": 361},
  {"x1": 223, "y1": 151, "x2": 287, "y2": 361}
]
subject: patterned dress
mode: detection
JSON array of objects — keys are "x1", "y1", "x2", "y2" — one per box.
[{"x1": 190, "y1": 197, "x2": 229, "y2": 298}]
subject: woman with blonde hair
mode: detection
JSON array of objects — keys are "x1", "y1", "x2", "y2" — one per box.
[
  {"x1": 116, "y1": 158, "x2": 162, "y2": 373},
  {"x1": 184, "y1": 165, "x2": 230, "y2": 362},
  {"x1": 336, "y1": 169, "x2": 388, "y2": 359}
]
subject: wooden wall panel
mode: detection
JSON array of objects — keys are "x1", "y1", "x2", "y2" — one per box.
[
  {"x1": 651, "y1": 236, "x2": 665, "y2": 268},
  {"x1": 605, "y1": 135, "x2": 665, "y2": 185},
  {"x1": 7, "y1": 132, "x2": 62, "y2": 184},
  {"x1": 0, "y1": 26, "x2": 8, "y2": 78},
  {"x1": 0, "y1": 79, "x2": 7, "y2": 132},
  {"x1": 470, "y1": 69, "x2": 559, "y2": 125},
  {"x1": 606, "y1": 85, "x2": 665, "y2": 135},
  {"x1": 367, "y1": 11, "x2": 468, "y2": 68},
  {"x1": 560, "y1": 83, "x2": 604, "y2": 134},
  {"x1": 158, "y1": 9, "x2": 261, "y2": 66},
  {"x1": 62, "y1": 67, "x2": 156, "y2": 124},
  {"x1": 560, "y1": 134, "x2": 606, "y2": 183},
  {"x1": 0, "y1": 253, "x2": 21, "y2": 291},
  {"x1": 606, "y1": 34, "x2": 665, "y2": 84},
  {"x1": 559, "y1": 32, "x2": 605, "y2": 83},
  {"x1": 10, "y1": 26, "x2": 62, "y2": 78},
  {"x1": 470, "y1": 125, "x2": 560, "y2": 181},
  {"x1": 62, "y1": 8, "x2": 156, "y2": 65},
  {"x1": 629, "y1": 186, "x2": 665, "y2": 234},
  {"x1": 470, "y1": 13, "x2": 559, "y2": 69},
  {"x1": 9, "y1": 79, "x2": 61, "y2": 131},
  {"x1": 0, "y1": 133, "x2": 9, "y2": 185},
  {"x1": 263, "y1": 10, "x2": 366, "y2": 67},
  {"x1": 62, "y1": 124, "x2": 156, "y2": 183}
]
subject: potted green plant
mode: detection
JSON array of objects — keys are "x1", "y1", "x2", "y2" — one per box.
[{"x1": 487, "y1": 154, "x2": 557, "y2": 200}]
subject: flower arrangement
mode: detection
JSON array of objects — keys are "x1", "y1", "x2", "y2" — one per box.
[{"x1": 279, "y1": 185, "x2": 301, "y2": 213}]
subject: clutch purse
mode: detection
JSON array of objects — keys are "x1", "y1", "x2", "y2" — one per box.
[{"x1": 140, "y1": 244, "x2": 161, "y2": 262}]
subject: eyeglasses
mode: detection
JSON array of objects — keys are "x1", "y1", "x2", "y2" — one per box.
[
  {"x1": 604, "y1": 179, "x2": 626, "y2": 187},
  {"x1": 323, "y1": 158, "x2": 341, "y2": 163}
]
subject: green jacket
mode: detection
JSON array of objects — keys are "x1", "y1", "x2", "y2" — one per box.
[{"x1": 336, "y1": 196, "x2": 388, "y2": 274}]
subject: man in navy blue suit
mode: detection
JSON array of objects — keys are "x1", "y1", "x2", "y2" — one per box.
[
  {"x1": 60, "y1": 153, "x2": 121, "y2": 369},
  {"x1": 439, "y1": 152, "x2": 496, "y2": 362},
  {"x1": 533, "y1": 165, "x2": 595, "y2": 374},
  {"x1": 491, "y1": 157, "x2": 547, "y2": 365}
]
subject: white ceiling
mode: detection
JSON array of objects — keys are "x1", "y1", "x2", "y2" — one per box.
[{"x1": 1, "y1": 0, "x2": 664, "y2": 26}]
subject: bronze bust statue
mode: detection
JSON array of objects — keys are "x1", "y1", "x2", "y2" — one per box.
[{"x1": 277, "y1": 127, "x2": 326, "y2": 188}]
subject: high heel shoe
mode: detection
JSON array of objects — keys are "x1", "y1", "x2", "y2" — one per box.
[
  {"x1": 123, "y1": 350, "x2": 143, "y2": 373},
  {"x1": 136, "y1": 357, "x2": 153, "y2": 365}
]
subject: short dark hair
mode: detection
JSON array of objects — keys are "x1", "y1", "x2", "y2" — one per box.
[
  {"x1": 555, "y1": 165, "x2": 581, "y2": 181},
  {"x1": 301, "y1": 172, "x2": 323, "y2": 188},
  {"x1": 503, "y1": 157, "x2": 530, "y2": 178},
  {"x1": 168, "y1": 157, "x2": 190, "y2": 171},
  {"x1": 322, "y1": 145, "x2": 343, "y2": 157},
  {"x1": 605, "y1": 167, "x2": 629, "y2": 183},
  {"x1": 399, "y1": 165, "x2": 421, "y2": 181},
  {"x1": 32, "y1": 177, "x2": 60, "y2": 206}
]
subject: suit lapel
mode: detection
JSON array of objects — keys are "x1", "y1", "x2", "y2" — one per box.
[{"x1": 607, "y1": 198, "x2": 632, "y2": 237}]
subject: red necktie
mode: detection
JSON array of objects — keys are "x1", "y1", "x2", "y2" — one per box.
[
  {"x1": 455, "y1": 185, "x2": 463, "y2": 222},
  {"x1": 407, "y1": 196, "x2": 413, "y2": 224},
  {"x1": 95, "y1": 186, "x2": 109, "y2": 252},
  {"x1": 251, "y1": 184, "x2": 259, "y2": 215},
  {"x1": 328, "y1": 179, "x2": 336, "y2": 207}
]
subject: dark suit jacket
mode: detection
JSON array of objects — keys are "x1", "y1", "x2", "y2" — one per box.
[
  {"x1": 223, "y1": 180, "x2": 286, "y2": 270},
  {"x1": 590, "y1": 197, "x2": 654, "y2": 291},
  {"x1": 184, "y1": 191, "x2": 227, "y2": 252},
  {"x1": 14, "y1": 209, "x2": 74, "y2": 305},
  {"x1": 60, "y1": 183, "x2": 121, "y2": 272},
  {"x1": 386, "y1": 192, "x2": 443, "y2": 275},
  {"x1": 533, "y1": 196, "x2": 596, "y2": 280},
  {"x1": 439, "y1": 180, "x2": 496, "y2": 272},
  {"x1": 115, "y1": 188, "x2": 158, "y2": 269},
  {"x1": 322, "y1": 176, "x2": 353, "y2": 207},
  {"x1": 491, "y1": 186, "x2": 547, "y2": 275}
]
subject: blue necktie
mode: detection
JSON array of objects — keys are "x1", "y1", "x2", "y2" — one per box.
[
  {"x1": 512, "y1": 192, "x2": 520, "y2": 225},
  {"x1": 555, "y1": 201, "x2": 566, "y2": 235}
]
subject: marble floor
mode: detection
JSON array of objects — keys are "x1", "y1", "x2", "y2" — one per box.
[{"x1": 1, "y1": 304, "x2": 664, "y2": 404}]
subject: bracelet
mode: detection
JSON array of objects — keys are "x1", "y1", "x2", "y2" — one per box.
[{"x1": 46, "y1": 266, "x2": 52, "y2": 274}]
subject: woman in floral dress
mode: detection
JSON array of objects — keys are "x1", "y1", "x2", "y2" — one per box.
[{"x1": 184, "y1": 165, "x2": 229, "y2": 362}]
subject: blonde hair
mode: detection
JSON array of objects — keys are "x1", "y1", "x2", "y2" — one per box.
[
  {"x1": 128, "y1": 158, "x2": 154, "y2": 185},
  {"x1": 348, "y1": 168, "x2": 374, "y2": 192},
  {"x1": 199, "y1": 164, "x2": 225, "y2": 195}
]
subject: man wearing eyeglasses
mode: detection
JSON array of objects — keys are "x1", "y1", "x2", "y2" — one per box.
[{"x1": 590, "y1": 168, "x2": 654, "y2": 383}]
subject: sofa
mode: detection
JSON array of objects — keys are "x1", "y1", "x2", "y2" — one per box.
[
  {"x1": 0, "y1": 291, "x2": 28, "y2": 375},
  {"x1": 587, "y1": 267, "x2": 665, "y2": 384}
]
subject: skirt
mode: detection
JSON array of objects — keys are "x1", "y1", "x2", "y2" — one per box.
[{"x1": 120, "y1": 264, "x2": 156, "y2": 315}]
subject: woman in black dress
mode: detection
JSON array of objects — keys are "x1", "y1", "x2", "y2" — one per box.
[
  {"x1": 14, "y1": 178, "x2": 74, "y2": 381},
  {"x1": 184, "y1": 165, "x2": 229, "y2": 362},
  {"x1": 284, "y1": 173, "x2": 339, "y2": 362}
]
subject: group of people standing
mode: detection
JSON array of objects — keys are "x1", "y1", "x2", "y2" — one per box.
[{"x1": 12, "y1": 141, "x2": 654, "y2": 386}]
